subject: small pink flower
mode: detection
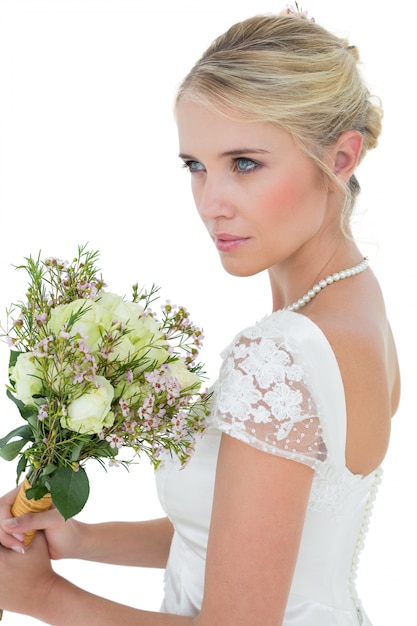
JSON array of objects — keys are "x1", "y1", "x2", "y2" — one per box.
[
  {"x1": 38, "y1": 405, "x2": 49, "y2": 420},
  {"x1": 35, "y1": 312, "x2": 48, "y2": 326},
  {"x1": 106, "y1": 434, "x2": 123, "y2": 449},
  {"x1": 119, "y1": 398, "x2": 130, "y2": 417}
]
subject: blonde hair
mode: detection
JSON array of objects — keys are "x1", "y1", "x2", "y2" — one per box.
[{"x1": 176, "y1": 13, "x2": 383, "y2": 224}]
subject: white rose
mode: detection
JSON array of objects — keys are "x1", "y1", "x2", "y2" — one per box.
[
  {"x1": 62, "y1": 376, "x2": 115, "y2": 434},
  {"x1": 94, "y1": 293, "x2": 144, "y2": 324},
  {"x1": 49, "y1": 299, "x2": 113, "y2": 351},
  {"x1": 167, "y1": 359, "x2": 201, "y2": 391},
  {"x1": 109, "y1": 332, "x2": 171, "y2": 367},
  {"x1": 96, "y1": 293, "x2": 168, "y2": 364},
  {"x1": 98, "y1": 293, "x2": 164, "y2": 343},
  {"x1": 11, "y1": 352, "x2": 44, "y2": 405},
  {"x1": 127, "y1": 313, "x2": 167, "y2": 363}
]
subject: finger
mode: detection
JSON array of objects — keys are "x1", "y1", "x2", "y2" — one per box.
[
  {"x1": 0, "y1": 515, "x2": 29, "y2": 552},
  {"x1": 1, "y1": 508, "x2": 63, "y2": 535},
  {"x1": 0, "y1": 532, "x2": 26, "y2": 553}
]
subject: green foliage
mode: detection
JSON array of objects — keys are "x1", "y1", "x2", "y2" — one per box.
[
  {"x1": 49, "y1": 467, "x2": 90, "y2": 520},
  {"x1": 0, "y1": 425, "x2": 33, "y2": 460}
]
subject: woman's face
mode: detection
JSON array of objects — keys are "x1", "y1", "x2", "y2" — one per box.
[{"x1": 176, "y1": 100, "x2": 333, "y2": 278}]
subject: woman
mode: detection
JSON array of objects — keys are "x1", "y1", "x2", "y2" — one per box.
[{"x1": 0, "y1": 8, "x2": 400, "y2": 625}]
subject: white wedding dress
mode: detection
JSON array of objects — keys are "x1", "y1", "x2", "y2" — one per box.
[{"x1": 155, "y1": 310, "x2": 380, "y2": 625}]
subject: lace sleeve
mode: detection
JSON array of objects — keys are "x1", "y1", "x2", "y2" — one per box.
[{"x1": 211, "y1": 325, "x2": 327, "y2": 470}]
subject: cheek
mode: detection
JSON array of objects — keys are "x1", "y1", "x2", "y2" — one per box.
[
  {"x1": 258, "y1": 169, "x2": 324, "y2": 222},
  {"x1": 258, "y1": 179, "x2": 306, "y2": 219}
]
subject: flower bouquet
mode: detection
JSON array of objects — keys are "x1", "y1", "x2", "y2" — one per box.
[{"x1": 0, "y1": 244, "x2": 209, "y2": 541}]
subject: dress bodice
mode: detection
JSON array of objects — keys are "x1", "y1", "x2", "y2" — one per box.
[{"x1": 155, "y1": 311, "x2": 380, "y2": 625}]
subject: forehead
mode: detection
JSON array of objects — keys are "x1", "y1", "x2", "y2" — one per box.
[{"x1": 176, "y1": 100, "x2": 292, "y2": 156}]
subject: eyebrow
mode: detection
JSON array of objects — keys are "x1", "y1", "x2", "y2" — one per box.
[{"x1": 178, "y1": 148, "x2": 270, "y2": 159}]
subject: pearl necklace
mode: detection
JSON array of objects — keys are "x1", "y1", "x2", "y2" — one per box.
[{"x1": 286, "y1": 257, "x2": 369, "y2": 312}]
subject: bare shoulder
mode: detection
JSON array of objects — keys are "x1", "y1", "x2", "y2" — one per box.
[{"x1": 306, "y1": 272, "x2": 400, "y2": 476}]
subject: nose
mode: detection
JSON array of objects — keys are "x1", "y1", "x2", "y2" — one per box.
[{"x1": 193, "y1": 174, "x2": 234, "y2": 221}]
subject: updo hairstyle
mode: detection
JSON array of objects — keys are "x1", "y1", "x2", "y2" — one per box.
[{"x1": 176, "y1": 12, "x2": 383, "y2": 224}]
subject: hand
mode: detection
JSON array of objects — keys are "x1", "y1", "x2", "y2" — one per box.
[
  {"x1": 0, "y1": 530, "x2": 59, "y2": 618},
  {"x1": 0, "y1": 485, "x2": 82, "y2": 560},
  {"x1": 0, "y1": 485, "x2": 21, "y2": 552}
]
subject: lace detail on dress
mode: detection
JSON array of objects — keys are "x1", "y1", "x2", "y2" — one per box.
[
  {"x1": 212, "y1": 324, "x2": 328, "y2": 470},
  {"x1": 308, "y1": 465, "x2": 363, "y2": 512}
]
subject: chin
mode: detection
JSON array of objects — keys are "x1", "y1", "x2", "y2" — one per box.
[{"x1": 220, "y1": 260, "x2": 264, "y2": 278}]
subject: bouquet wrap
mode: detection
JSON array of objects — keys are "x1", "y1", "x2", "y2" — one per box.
[{"x1": 10, "y1": 478, "x2": 52, "y2": 547}]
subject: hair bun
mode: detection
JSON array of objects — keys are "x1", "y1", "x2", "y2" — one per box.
[{"x1": 345, "y1": 43, "x2": 360, "y2": 62}]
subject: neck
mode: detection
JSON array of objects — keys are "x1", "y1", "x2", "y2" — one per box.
[{"x1": 268, "y1": 240, "x2": 362, "y2": 312}]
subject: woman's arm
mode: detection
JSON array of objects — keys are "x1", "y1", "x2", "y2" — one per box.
[
  {"x1": 196, "y1": 433, "x2": 313, "y2": 625},
  {"x1": 67, "y1": 517, "x2": 174, "y2": 567},
  {"x1": 0, "y1": 433, "x2": 313, "y2": 625},
  {"x1": 0, "y1": 531, "x2": 193, "y2": 625}
]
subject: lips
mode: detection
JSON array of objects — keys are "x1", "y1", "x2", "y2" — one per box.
[{"x1": 213, "y1": 233, "x2": 250, "y2": 252}]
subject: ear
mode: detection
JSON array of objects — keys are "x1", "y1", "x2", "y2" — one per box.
[{"x1": 331, "y1": 130, "x2": 363, "y2": 183}]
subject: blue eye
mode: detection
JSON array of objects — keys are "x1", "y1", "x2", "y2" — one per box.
[
  {"x1": 235, "y1": 158, "x2": 258, "y2": 173},
  {"x1": 182, "y1": 160, "x2": 205, "y2": 173}
]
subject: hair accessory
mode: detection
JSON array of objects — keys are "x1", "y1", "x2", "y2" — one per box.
[
  {"x1": 285, "y1": 258, "x2": 369, "y2": 311},
  {"x1": 280, "y1": 2, "x2": 315, "y2": 22}
]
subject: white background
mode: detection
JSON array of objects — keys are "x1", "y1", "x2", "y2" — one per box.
[{"x1": 0, "y1": 0, "x2": 414, "y2": 623}]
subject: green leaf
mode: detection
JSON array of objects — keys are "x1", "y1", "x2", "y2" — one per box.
[
  {"x1": 6, "y1": 389, "x2": 38, "y2": 421},
  {"x1": 26, "y1": 413, "x2": 39, "y2": 429},
  {"x1": 70, "y1": 441, "x2": 85, "y2": 462},
  {"x1": 93, "y1": 441, "x2": 119, "y2": 459},
  {"x1": 41, "y1": 463, "x2": 57, "y2": 477},
  {"x1": 8, "y1": 350, "x2": 22, "y2": 369},
  {"x1": 0, "y1": 424, "x2": 33, "y2": 449},
  {"x1": 6, "y1": 388, "x2": 25, "y2": 411},
  {"x1": 26, "y1": 484, "x2": 50, "y2": 500},
  {"x1": 0, "y1": 424, "x2": 33, "y2": 459},
  {"x1": 50, "y1": 466, "x2": 90, "y2": 521},
  {"x1": 16, "y1": 455, "x2": 28, "y2": 482},
  {"x1": 0, "y1": 439, "x2": 28, "y2": 460}
]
